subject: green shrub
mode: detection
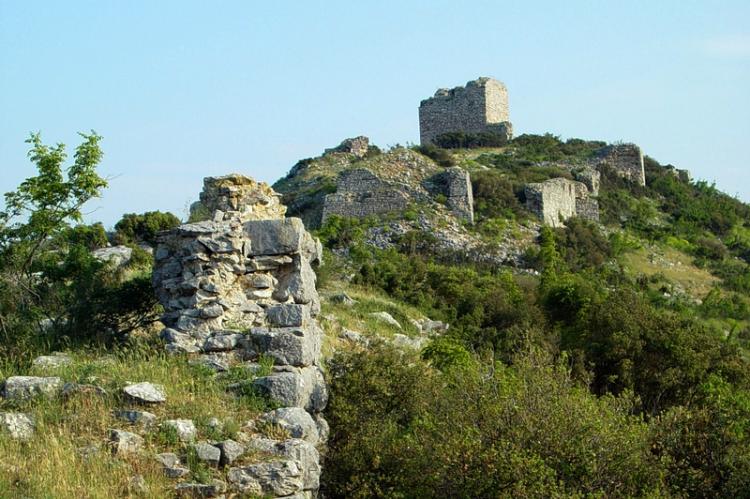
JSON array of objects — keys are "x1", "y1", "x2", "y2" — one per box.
[{"x1": 113, "y1": 210, "x2": 180, "y2": 246}]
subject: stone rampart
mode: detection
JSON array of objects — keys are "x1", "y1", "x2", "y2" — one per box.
[
  {"x1": 596, "y1": 144, "x2": 645, "y2": 186},
  {"x1": 153, "y1": 175, "x2": 326, "y2": 497},
  {"x1": 525, "y1": 177, "x2": 598, "y2": 227}
]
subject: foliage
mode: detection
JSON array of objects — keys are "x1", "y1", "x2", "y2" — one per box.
[
  {"x1": 413, "y1": 144, "x2": 455, "y2": 167},
  {"x1": 113, "y1": 210, "x2": 180, "y2": 246},
  {"x1": 433, "y1": 130, "x2": 510, "y2": 149}
]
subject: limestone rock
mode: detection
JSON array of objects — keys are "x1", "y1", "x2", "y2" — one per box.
[
  {"x1": 324, "y1": 136, "x2": 370, "y2": 158},
  {"x1": 217, "y1": 439, "x2": 245, "y2": 466},
  {"x1": 164, "y1": 466, "x2": 191, "y2": 479},
  {"x1": 330, "y1": 292, "x2": 357, "y2": 306},
  {"x1": 191, "y1": 442, "x2": 221, "y2": 467},
  {"x1": 2, "y1": 376, "x2": 62, "y2": 400},
  {"x1": 108, "y1": 429, "x2": 144, "y2": 455},
  {"x1": 92, "y1": 245, "x2": 133, "y2": 267},
  {"x1": 203, "y1": 332, "x2": 243, "y2": 352},
  {"x1": 244, "y1": 218, "x2": 306, "y2": 256},
  {"x1": 0, "y1": 412, "x2": 34, "y2": 440},
  {"x1": 266, "y1": 304, "x2": 310, "y2": 327},
  {"x1": 162, "y1": 419, "x2": 197, "y2": 442},
  {"x1": 227, "y1": 460, "x2": 304, "y2": 496},
  {"x1": 191, "y1": 174, "x2": 286, "y2": 223},
  {"x1": 253, "y1": 366, "x2": 327, "y2": 412},
  {"x1": 369, "y1": 311, "x2": 402, "y2": 329},
  {"x1": 260, "y1": 407, "x2": 320, "y2": 444},
  {"x1": 174, "y1": 480, "x2": 226, "y2": 498},
  {"x1": 155, "y1": 452, "x2": 181, "y2": 468},
  {"x1": 393, "y1": 334, "x2": 428, "y2": 350},
  {"x1": 247, "y1": 326, "x2": 320, "y2": 367},
  {"x1": 340, "y1": 329, "x2": 369, "y2": 347},
  {"x1": 61, "y1": 382, "x2": 107, "y2": 398},
  {"x1": 123, "y1": 382, "x2": 166, "y2": 404}
]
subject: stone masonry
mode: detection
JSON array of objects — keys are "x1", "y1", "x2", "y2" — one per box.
[
  {"x1": 596, "y1": 143, "x2": 646, "y2": 186},
  {"x1": 153, "y1": 174, "x2": 326, "y2": 497},
  {"x1": 419, "y1": 77, "x2": 513, "y2": 145},
  {"x1": 321, "y1": 166, "x2": 475, "y2": 225},
  {"x1": 525, "y1": 177, "x2": 599, "y2": 227}
]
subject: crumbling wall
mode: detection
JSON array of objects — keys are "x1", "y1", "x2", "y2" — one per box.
[
  {"x1": 320, "y1": 169, "x2": 413, "y2": 224},
  {"x1": 525, "y1": 177, "x2": 598, "y2": 227},
  {"x1": 596, "y1": 144, "x2": 645, "y2": 186},
  {"x1": 153, "y1": 175, "x2": 327, "y2": 497},
  {"x1": 324, "y1": 136, "x2": 370, "y2": 158},
  {"x1": 419, "y1": 77, "x2": 513, "y2": 145},
  {"x1": 440, "y1": 167, "x2": 474, "y2": 224}
]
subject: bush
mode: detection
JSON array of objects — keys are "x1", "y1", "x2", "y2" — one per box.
[
  {"x1": 433, "y1": 130, "x2": 509, "y2": 149},
  {"x1": 113, "y1": 211, "x2": 180, "y2": 246},
  {"x1": 413, "y1": 144, "x2": 455, "y2": 167}
]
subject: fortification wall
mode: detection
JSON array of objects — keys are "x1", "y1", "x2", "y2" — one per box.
[
  {"x1": 525, "y1": 177, "x2": 598, "y2": 227},
  {"x1": 596, "y1": 144, "x2": 645, "y2": 186},
  {"x1": 442, "y1": 167, "x2": 474, "y2": 224},
  {"x1": 153, "y1": 175, "x2": 327, "y2": 497},
  {"x1": 419, "y1": 77, "x2": 512, "y2": 145}
]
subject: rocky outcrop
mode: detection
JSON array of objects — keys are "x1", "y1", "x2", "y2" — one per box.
[
  {"x1": 324, "y1": 136, "x2": 370, "y2": 158},
  {"x1": 153, "y1": 175, "x2": 326, "y2": 497}
]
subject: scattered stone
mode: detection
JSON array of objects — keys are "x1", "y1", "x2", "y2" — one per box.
[
  {"x1": 31, "y1": 353, "x2": 72, "y2": 369},
  {"x1": 123, "y1": 382, "x2": 166, "y2": 404},
  {"x1": 162, "y1": 419, "x2": 197, "y2": 442},
  {"x1": 392, "y1": 334, "x2": 428, "y2": 350},
  {"x1": 422, "y1": 319, "x2": 449, "y2": 334},
  {"x1": 189, "y1": 355, "x2": 230, "y2": 373},
  {"x1": 217, "y1": 439, "x2": 245, "y2": 466},
  {"x1": 339, "y1": 329, "x2": 369, "y2": 347},
  {"x1": 191, "y1": 442, "x2": 221, "y2": 467},
  {"x1": 155, "y1": 452, "x2": 181, "y2": 468},
  {"x1": 165, "y1": 466, "x2": 191, "y2": 479},
  {"x1": 260, "y1": 407, "x2": 320, "y2": 445},
  {"x1": 61, "y1": 382, "x2": 107, "y2": 398},
  {"x1": 368, "y1": 311, "x2": 402, "y2": 329},
  {"x1": 174, "y1": 480, "x2": 226, "y2": 498},
  {"x1": 2, "y1": 376, "x2": 62, "y2": 400},
  {"x1": 113, "y1": 409, "x2": 157, "y2": 428},
  {"x1": 161, "y1": 328, "x2": 201, "y2": 354},
  {"x1": 227, "y1": 460, "x2": 303, "y2": 496},
  {"x1": 0, "y1": 412, "x2": 34, "y2": 440},
  {"x1": 108, "y1": 429, "x2": 144, "y2": 455}
]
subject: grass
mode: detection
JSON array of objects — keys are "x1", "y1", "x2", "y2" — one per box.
[{"x1": 0, "y1": 348, "x2": 272, "y2": 497}]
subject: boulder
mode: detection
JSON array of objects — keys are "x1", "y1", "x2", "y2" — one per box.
[
  {"x1": 155, "y1": 452, "x2": 181, "y2": 468},
  {"x1": 227, "y1": 460, "x2": 304, "y2": 496},
  {"x1": 92, "y1": 245, "x2": 133, "y2": 267},
  {"x1": 162, "y1": 419, "x2": 197, "y2": 442},
  {"x1": 247, "y1": 326, "x2": 320, "y2": 367},
  {"x1": 217, "y1": 439, "x2": 245, "y2": 466},
  {"x1": 165, "y1": 466, "x2": 191, "y2": 479},
  {"x1": 2, "y1": 376, "x2": 62, "y2": 400},
  {"x1": 260, "y1": 407, "x2": 320, "y2": 445},
  {"x1": 191, "y1": 442, "x2": 221, "y2": 467},
  {"x1": 243, "y1": 218, "x2": 306, "y2": 256},
  {"x1": 392, "y1": 334, "x2": 428, "y2": 350},
  {"x1": 369, "y1": 311, "x2": 402, "y2": 329},
  {"x1": 265, "y1": 304, "x2": 310, "y2": 327},
  {"x1": 330, "y1": 292, "x2": 357, "y2": 306},
  {"x1": 0, "y1": 412, "x2": 34, "y2": 440},
  {"x1": 61, "y1": 382, "x2": 107, "y2": 398},
  {"x1": 108, "y1": 429, "x2": 144, "y2": 455},
  {"x1": 123, "y1": 382, "x2": 166, "y2": 404}
]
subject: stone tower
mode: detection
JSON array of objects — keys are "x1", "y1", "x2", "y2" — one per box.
[{"x1": 419, "y1": 77, "x2": 513, "y2": 145}]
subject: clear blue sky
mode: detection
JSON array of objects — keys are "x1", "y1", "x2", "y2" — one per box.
[{"x1": 1, "y1": 1, "x2": 749, "y2": 227}]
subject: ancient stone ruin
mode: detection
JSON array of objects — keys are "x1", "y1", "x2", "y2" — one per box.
[
  {"x1": 419, "y1": 77, "x2": 513, "y2": 145},
  {"x1": 320, "y1": 163, "x2": 475, "y2": 225},
  {"x1": 525, "y1": 177, "x2": 599, "y2": 228},
  {"x1": 323, "y1": 136, "x2": 370, "y2": 158},
  {"x1": 153, "y1": 174, "x2": 326, "y2": 497},
  {"x1": 596, "y1": 143, "x2": 645, "y2": 187}
]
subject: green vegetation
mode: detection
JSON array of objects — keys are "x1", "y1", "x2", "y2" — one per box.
[{"x1": 113, "y1": 211, "x2": 180, "y2": 246}]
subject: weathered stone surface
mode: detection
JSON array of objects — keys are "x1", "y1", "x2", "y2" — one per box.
[
  {"x1": 113, "y1": 409, "x2": 157, "y2": 427},
  {"x1": 217, "y1": 439, "x2": 245, "y2": 466},
  {"x1": 419, "y1": 77, "x2": 512, "y2": 145},
  {"x1": 108, "y1": 429, "x2": 144, "y2": 455},
  {"x1": 31, "y1": 353, "x2": 71, "y2": 370},
  {"x1": 369, "y1": 311, "x2": 402, "y2": 329},
  {"x1": 164, "y1": 466, "x2": 191, "y2": 479},
  {"x1": 244, "y1": 218, "x2": 306, "y2": 256},
  {"x1": 573, "y1": 167, "x2": 601, "y2": 196},
  {"x1": 123, "y1": 382, "x2": 166, "y2": 403},
  {"x1": 246, "y1": 437, "x2": 320, "y2": 491},
  {"x1": 162, "y1": 419, "x2": 197, "y2": 442},
  {"x1": 525, "y1": 177, "x2": 598, "y2": 227},
  {"x1": 227, "y1": 460, "x2": 304, "y2": 496},
  {"x1": 61, "y1": 382, "x2": 107, "y2": 398},
  {"x1": 203, "y1": 332, "x2": 243, "y2": 352},
  {"x1": 174, "y1": 480, "x2": 226, "y2": 498},
  {"x1": 340, "y1": 329, "x2": 369, "y2": 347},
  {"x1": 442, "y1": 167, "x2": 474, "y2": 224},
  {"x1": 261, "y1": 407, "x2": 320, "y2": 444},
  {"x1": 192, "y1": 442, "x2": 221, "y2": 467},
  {"x1": 248, "y1": 327, "x2": 320, "y2": 367},
  {"x1": 330, "y1": 292, "x2": 357, "y2": 306},
  {"x1": 92, "y1": 245, "x2": 133, "y2": 267},
  {"x1": 321, "y1": 169, "x2": 412, "y2": 224},
  {"x1": 596, "y1": 143, "x2": 646, "y2": 186},
  {"x1": 422, "y1": 319, "x2": 449, "y2": 334},
  {"x1": 190, "y1": 174, "x2": 286, "y2": 223},
  {"x1": 266, "y1": 304, "x2": 310, "y2": 327},
  {"x1": 393, "y1": 334, "x2": 428, "y2": 350},
  {"x1": 2, "y1": 376, "x2": 62, "y2": 400},
  {"x1": 155, "y1": 452, "x2": 181, "y2": 468},
  {"x1": 324, "y1": 136, "x2": 370, "y2": 158},
  {"x1": 253, "y1": 366, "x2": 327, "y2": 412},
  {"x1": 0, "y1": 412, "x2": 34, "y2": 440}
]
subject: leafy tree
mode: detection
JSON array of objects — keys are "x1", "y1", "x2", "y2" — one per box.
[{"x1": 113, "y1": 210, "x2": 180, "y2": 246}]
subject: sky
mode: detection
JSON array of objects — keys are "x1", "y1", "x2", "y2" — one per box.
[{"x1": 1, "y1": 0, "x2": 749, "y2": 227}]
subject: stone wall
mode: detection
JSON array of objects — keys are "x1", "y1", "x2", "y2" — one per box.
[
  {"x1": 525, "y1": 177, "x2": 598, "y2": 227},
  {"x1": 153, "y1": 176, "x2": 327, "y2": 497},
  {"x1": 419, "y1": 77, "x2": 513, "y2": 145},
  {"x1": 190, "y1": 174, "x2": 286, "y2": 223},
  {"x1": 324, "y1": 136, "x2": 370, "y2": 158},
  {"x1": 321, "y1": 166, "x2": 475, "y2": 225},
  {"x1": 596, "y1": 144, "x2": 645, "y2": 186}
]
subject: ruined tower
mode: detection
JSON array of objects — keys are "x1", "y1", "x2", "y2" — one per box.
[{"x1": 419, "y1": 77, "x2": 513, "y2": 145}]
